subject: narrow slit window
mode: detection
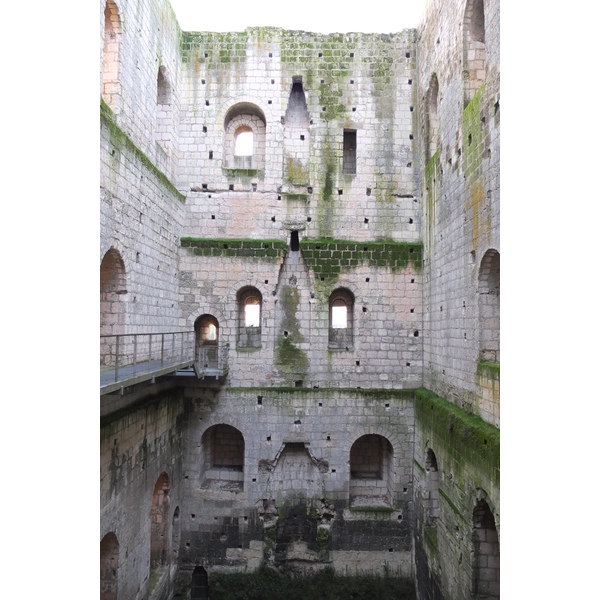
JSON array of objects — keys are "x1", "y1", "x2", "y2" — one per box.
[
  {"x1": 343, "y1": 129, "x2": 357, "y2": 174},
  {"x1": 290, "y1": 230, "x2": 300, "y2": 252}
]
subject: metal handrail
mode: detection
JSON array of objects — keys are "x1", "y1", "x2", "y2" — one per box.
[
  {"x1": 100, "y1": 331, "x2": 195, "y2": 384},
  {"x1": 196, "y1": 342, "x2": 230, "y2": 371}
]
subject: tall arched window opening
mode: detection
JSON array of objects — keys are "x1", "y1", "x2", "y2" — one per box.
[
  {"x1": 426, "y1": 74, "x2": 440, "y2": 162},
  {"x1": 102, "y1": 1, "x2": 122, "y2": 111},
  {"x1": 478, "y1": 249, "x2": 500, "y2": 363},
  {"x1": 329, "y1": 288, "x2": 354, "y2": 349},
  {"x1": 194, "y1": 315, "x2": 219, "y2": 369},
  {"x1": 463, "y1": 0, "x2": 487, "y2": 106},
  {"x1": 155, "y1": 66, "x2": 173, "y2": 154},
  {"x1": 473, "y1": 499, "x2": 500, "y2": 599},
  {"x1": 100, "y1": 248, "x2": 126, "y2": 367},
  {"x1": 150, "y1": 472, "x2": 170, "y2": 570},
  {"x1": 100, "y1": 532, "x2": 119, "y2": 600},
  {"x1": 237, "y1": 288, "x2": 262, "y2": 349}
]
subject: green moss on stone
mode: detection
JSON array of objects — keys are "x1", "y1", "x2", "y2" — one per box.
[
  {"x1": 349, "y1": 506, "x2": 395, "y2": 515},
  {"x1": 180, "y1": 237, "x2": 288, "y2": 260},
  {"x1": 222, "y1": 168, "x2": 262, "y2": 178},
  {"x1": 100, "y1": 102, "x2": 185, "y2": 203},
  {"x1": 463, "y1": 83, "x2": 486, "y2": 181},
  {"x1": 300, "y1": 239, "x2": 423, "y2": 283},
  {"x1": 415, "y1": 388, "x2": 499, "y2": 486},
  {"x1": 423, "y1": 525, "x2": 438, "y2": 552},
  {"x1": 476, "y1": 361, "x2": 500, "y2": 378}
]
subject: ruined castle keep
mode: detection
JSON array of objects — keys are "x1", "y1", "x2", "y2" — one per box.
[{"x1": 100, "y1": 0, "x2": 499, "y2": 598}]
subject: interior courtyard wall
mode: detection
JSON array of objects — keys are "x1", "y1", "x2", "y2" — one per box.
[
  {"x1": 101, "y1": 109, "x2": 185, "y2": 333},
  {"x1": 178, "y1": 29, "x2": 420, "y2": 243},
  {"x1": 100, "y1": 0, "x2": 183, "y2": 180},
  {"x1": 99, "y1": 1, "x2": 500, "y2": 599},
  {"x1": 417, "y1": 0, "x2": 500, "y2": 426},
  {"x1": 176, "y1": 386, "x2": 415, "y2": 584},
  {"x1": 411, "y1": 389, "x2": 499, "y2": 600},
  {"x1": 178, "y1": 242, "x2": 422, "y2": 389}
]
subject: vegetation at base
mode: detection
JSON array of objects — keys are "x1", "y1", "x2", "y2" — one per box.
[{"x1": 208, "y1": 565, "x2": 416, "y2": 600}]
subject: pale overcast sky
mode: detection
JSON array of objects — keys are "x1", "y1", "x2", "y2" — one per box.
[{"x1": 169, "y1": 0, "x2": 428, "y2": 34}]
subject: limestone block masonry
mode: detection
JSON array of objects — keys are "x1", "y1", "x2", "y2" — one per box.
[{"x1": 100, "y1": 1, "x2": 499, "y2": 599}]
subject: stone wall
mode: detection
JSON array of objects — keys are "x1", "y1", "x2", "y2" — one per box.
[
  {"x1": 100, "y1": 392, "x2": 185, "y2": 600},
  {"x1": 99, "y1": 1, "x2": 500, "y2": 599},
  {"x1": 177, "y1": 28, "x2": 419, "y2": 242},
  {"x1": 177, "y1": 385, "x2": 415, "y2": 585},
  {"x1": 101, "y1": 103, "x2": 185, "y2": 335},
  {"x1": 100, "y1": 0, "x2": 182, "y2": 180},
  {"x1": 412, "y1": 389, "x2": 499, "y2": 600},
  {"x1": 417, "y1": 0, "x2": 500, "y2": 428}
]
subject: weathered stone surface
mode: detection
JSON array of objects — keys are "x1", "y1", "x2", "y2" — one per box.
[{"x1": 100, "y1": 1, "x2": 499, "y2": 599}]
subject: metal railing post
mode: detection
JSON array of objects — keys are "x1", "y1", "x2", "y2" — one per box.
[
  {"x1": 133, "y1": 334, "x2": 138, "y2": 376},
  {"x1": 114, "y1": 335, "x2": 120, "y2": 382},
  {"x1": 149, "y1": 334, "x2": 152, "y2": 373}
]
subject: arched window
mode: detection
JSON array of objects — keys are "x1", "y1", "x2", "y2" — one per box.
[
  {"x1": 100, "y1": 248, "x2": 126, "y2": 367},
  {"x1": 473, "y1": 499, "x2": 500, "y2": 599},
  {"x1": 100, "y1": 248, "x2": 126, "y2": 336},
  {"x1": 155, "y1": 66, "x2": 173, "y2": 154},
  {"x1": 463, "y1": 0, "x2": 487, "y2": 106},
  {"x1": 237, "y1": 288, "x2": 262, "y2": 349},
  {"x1": 150, "y1": 472, "x2": 170, "y2": 570},
  {"x1": 100, "y1": 532, "x2": 119, "y2": 600},
  {"x1": 201, "y1": 425, "x2": 245, "y2": 491},
  {"x1": 102, "y1": 1, "x2": 122, "y2": 111},
  {"x1": 223, "y1": 103, "x2": 266, "y2": 170},
  {"x1": 426, "y1": 74, "x2": 440, "y2": 162},
  {"x1": 349, "y1": 434, "x2": 394, "y2": 508},
  {"x1": 329, "y1": 288, "x2": 354, "y2": 349},
  {"x1": 194, "y1": 315, "x2": 219, "y2": 368},
  {"x1": 478, "y1": 249, "x2": 500, "y2": 363},
  {"x1": 234, "y1": 126, "x2": 253, "y2": 157}
]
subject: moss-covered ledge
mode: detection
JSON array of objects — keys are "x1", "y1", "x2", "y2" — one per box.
[
  {"x1": 101, "y1": 100, "x2": 186, "y2": 203},
  {"x1": 415, "y1": 388, "x2": 499, "y2": 485},
  {"x1": 299, "y1": 239, "x2": 423, "y2": 281},
  {"x1": 180, "y1": 237, "x2": 288, "y2": 259},
  {"x1": 222, "y1": 168, "x2": 263, "y2": 178},
  {"x1": 476, "y1": 361, "x2": 500, "y2": 378}
]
